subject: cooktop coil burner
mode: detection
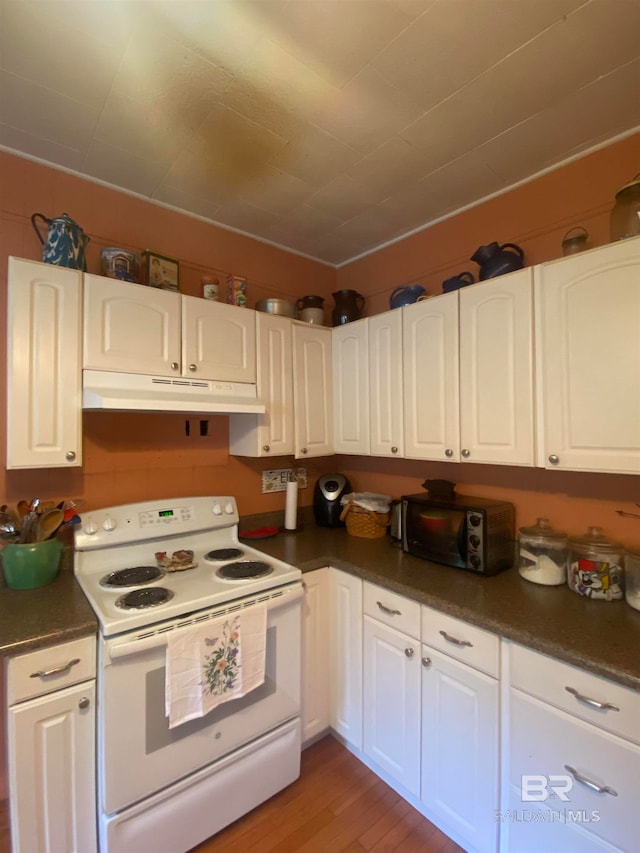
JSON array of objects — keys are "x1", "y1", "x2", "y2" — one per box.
[
  {"x1": 204, "y1": 548, "x2": 244, "y2": 562},
  {"x1": 215, "y1": 560, "x2": 274, "y2": 580},
  {"x1": 100, "y1": 566, "x2": 166, "y2": 588},
  {"x1": 115, "y1": 587, "x2": 174, "y2": 611}
]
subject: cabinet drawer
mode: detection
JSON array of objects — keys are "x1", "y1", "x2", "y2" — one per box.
[
  {"x1": 421, "y1": 606, "x2": 499, "y2": 677},
  {"x1": 8, "y1": 635, "x2": 96, "y2": 705},
  {"x1": 509, "y1": 642, "x2": 640, "y2": 744},
  {"x1": 509, "y1": 689, "x2": 639, "y2": 853},
  {"x1": 363, "y1": 582, "x2": 421, "y2": 639}
]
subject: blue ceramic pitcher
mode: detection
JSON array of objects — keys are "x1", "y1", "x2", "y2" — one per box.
[
  {"x1": 389, "y1": 283, "x2": 425, "y2": 309},
  {"x1": 31, "y1": 212, "x2": 89, "y2": 271}
]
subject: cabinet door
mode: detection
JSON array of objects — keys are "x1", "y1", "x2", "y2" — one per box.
[
  {"x1": 535, "y1": 238, "x2": 640, "y2": 474},
  {"x1": 459, "y1": 271, "x2": 535, "y2": 466},
  {"x1": 182, "y1": 295, "x2": 256, "y2": 383},
  {"x1": 8, "y1": 680, "x2": 97, "y2": 853},
  {"x1": 369, "y1": 310, "x2": 404, "y2": 458},
  {"x1": 83, "y1": 274, "x2": 181, "y2": 376},
  {"x1": 301, "y1": 569, "x2": 330, "y2": 745},
  {"x1": 292, "y1": 323, "x2": 333, "y2": 458},
  {"x1": 7, "y1": 257, "x2": 82, "y2": 468},
  {"x1": 329, "y1": 568, "x2": 363, "y2": 750},
  {"x1": 229, "y1": 312, "x2": 293, "y2": 456},
  {"x1": 363, "y1": 616, "x2": 421, "y2": 796},
  {"x1": 421, "y1": 646, "x2": 499, "y2": 853},
  {"x1": 333, "y1": 318, "x2": 369, "y2": 454},
  {"x1": 403, "y1": 293, "x2": 459, "y2": 461}
]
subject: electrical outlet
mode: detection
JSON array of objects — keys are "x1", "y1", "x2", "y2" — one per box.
[{"x1": 261, "y1": 468, "x2": 307, "y2": 494}]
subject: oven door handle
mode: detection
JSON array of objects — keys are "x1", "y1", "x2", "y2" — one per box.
[{"x1": 107, "y1": 584, "x2": 303, "y2": 662}]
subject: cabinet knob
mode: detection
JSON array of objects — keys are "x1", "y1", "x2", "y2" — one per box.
[
  {"x1": 445, "y1": 448, "x2": 453, "y2": 458},
  {"x1": 421, "y1": 657, "x2": 432, "y2": 668},
  {"x1": 262, "y1": 445, "x2": 270, "y2": 452},
  {"x1": 461, "y1": 448, "x2": 470, "y2": 458},
  {"x1": 65, "y1": 450, "x2": 76, "y2": 461},
  {"x1": 78, "y1": 697, "x2": 91, "y2": 710},
  {"x1": 404, "y1": 647, "x2": 414, "y2": 658},
  {"x1": 391, "y1": 446, "x2": 398, "y2": 454},
  {"x1": 300, "y1": 447, "x2": 308, "y2": 454},
  {"x1": 188, "y1": 363, "x2": 197, "y2": 372},
  {"x1": 171, "y1": 362, "x2": 179, "y2": 371},
  {"x1": 548, "y1": 454, "x2": 560, "y2": 465}
]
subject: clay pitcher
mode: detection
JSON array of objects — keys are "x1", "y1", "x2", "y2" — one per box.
[{"x1": 331, "y1": 289, "x2": 365, "y2": 326}]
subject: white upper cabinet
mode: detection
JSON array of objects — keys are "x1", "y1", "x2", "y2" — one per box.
[
  {"x1": 182, "y1": 295, "x2": 256, "y2": 383},
  {"x1": 333, "y1": 318, "x2": 370, "y2": 454},
  {"x1": 459, "y1": 269, "x2": 535, "y2": 466},
  {"x1": 84, "y1": 276, "x2": 256, "y2": 383},
  {"x1": 83, "y1": 275, "x2": 181, "y2": 376},
  {"x1": 292, "y1": 322, "x2": 333, "y2": 458},
  {"x1": 228, "y1": 312, "x2": 294, "y2": 457},
  {"x1": 7, "y1": 257, "x2": 83, "y2": 468},
  {"x1": 369, "y1": 310, "x2": 404, "y2": 457},
  {"x1": 403, "y1": 292, "x2": 460, "y2": 461},
  {"x1": 535, "y1": 237, "x2": 640, "y2": 474}
]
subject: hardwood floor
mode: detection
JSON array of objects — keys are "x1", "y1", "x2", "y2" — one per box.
[
  {"x1": 191, "y1": 736, "x2": 464, "y2": 853},
  {"x1": 0, "y1": 736, "x2": 464, "y2": 852}
]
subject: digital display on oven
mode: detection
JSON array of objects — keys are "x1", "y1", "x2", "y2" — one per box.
[{"x1": 158, "y1": 510, "x2": 174, "y2": 518}]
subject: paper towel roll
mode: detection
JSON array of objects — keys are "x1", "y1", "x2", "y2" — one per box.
[{"x1": 284, "y1": 479, "x2": 298, "y2": 531}]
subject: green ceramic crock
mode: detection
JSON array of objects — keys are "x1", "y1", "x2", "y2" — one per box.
[{"x1": 1, "y1": 539, "x2": 63, "y2": 590}]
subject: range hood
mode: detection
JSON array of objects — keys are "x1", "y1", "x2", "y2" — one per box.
[{"x1": 82, "y1": 370, "x2": 266, "y2": 415}]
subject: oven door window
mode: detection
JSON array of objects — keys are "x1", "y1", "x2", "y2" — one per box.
[{"x1": 99, "y1": 592, "x2": 301, "y2": 815}]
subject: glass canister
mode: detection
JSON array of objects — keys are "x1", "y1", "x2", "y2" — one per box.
[
  {"x1": 518, "y1": 518, "x2": 568, "y2": 586},
  {"x1": 568, "y1": 527, "x2": 624, "y2": 600},
  {"x1": 609, "y1": 174, "x2": 640, "y2": 242},
  {"x1": 624, "y1": 547, "x2": 640, "y2": 612}
]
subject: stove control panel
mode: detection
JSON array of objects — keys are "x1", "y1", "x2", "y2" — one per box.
[{"x1": 75, "y1": 496, "x2": 240, "y2": 550}]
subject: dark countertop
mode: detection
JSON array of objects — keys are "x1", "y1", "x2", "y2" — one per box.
[
  {"x1": 249, "y1": 522, "x2": 640, "y2": 692},
  {"x1": 2, "y1": 520, "x2": 639, "y2": 694},
  {"x1": 0, "y1": 569, "x2": 97, "y2": 658}
]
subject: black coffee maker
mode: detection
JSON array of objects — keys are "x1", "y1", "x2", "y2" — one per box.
[{"x1": 313, "y1": 474, "x2": 351, "y2": 527}]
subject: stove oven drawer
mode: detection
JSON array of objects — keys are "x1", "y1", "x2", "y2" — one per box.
[{"x1": 8, "y1": 635, "x2": 96, "y2": 704}]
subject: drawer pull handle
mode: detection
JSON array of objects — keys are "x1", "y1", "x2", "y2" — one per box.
[
  {"x1": 376, "y1": 601, "x2": 401, "y2": 616},
  {"x1": 565, "y1": 686, "x2": 619, "y2": 712},
  {"x1": 564, "y1": 765, "x2": 618, "y2": 797},
  {"x1": 30, "y1": 658, "x2": 81, "y2": 679},
  {"x1": 439, "y1": 630, "x2": 473, "y2": 648}
]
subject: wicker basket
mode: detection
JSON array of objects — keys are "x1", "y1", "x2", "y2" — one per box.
[{"x1": 339, "y1": 503, "x2": 390, "y2": 539}]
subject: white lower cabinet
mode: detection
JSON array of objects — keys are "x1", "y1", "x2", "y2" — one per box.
[
  {"x1": 301, "y1": 568, "x2": 331, "y2": 745},
  {"x1": 421, "y1": 646, "x2": 499, "y2": 853},
  {"x1": 363, "y1": 584, "x2": 422, "y2": 796},
  {"x1": 7, "y1": 638, "x2": 97, "y2": 853},
  {"x1": 329, "y1": 568, "x2": 363, "y2": 749},
  {"x1": 504, "y1": 642, "x2": 640, "y2": 853}
]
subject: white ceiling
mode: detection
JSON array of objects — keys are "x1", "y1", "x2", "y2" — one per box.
[{"x1": 1, "y1": 0, "x2": 639, "y2": 266}]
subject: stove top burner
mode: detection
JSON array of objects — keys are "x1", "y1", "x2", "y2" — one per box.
[
  {"x1": 215, "y1": 560, "x2": 274, "y2": 580},
  {"x1": 115, "y1": 587, "x2": 174, "y2": 610},
  {"x1": 100, "y1": 566, "x2": 166, "y2": 588},
  {"x1": 204, "y1": 548, "x2": 244, "y2": 562}
]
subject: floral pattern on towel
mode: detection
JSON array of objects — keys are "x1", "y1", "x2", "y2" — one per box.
[{"x1": 202, "y1": 615, "x2": 240, "y2": 695}]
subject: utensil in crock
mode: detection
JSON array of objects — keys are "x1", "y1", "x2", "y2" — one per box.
[{"x1": 36, "y1": 508, "x2": 64, "y2": 542}]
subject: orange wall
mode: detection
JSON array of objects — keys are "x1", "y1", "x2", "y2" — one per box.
[
  {"x1": 335, "y1": 131, "x2": 640, "y2": 548},
  {"x1": 1, "y1": 136, "x2": 639, "y2": 548}
]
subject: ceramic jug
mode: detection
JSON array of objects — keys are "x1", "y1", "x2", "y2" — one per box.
[
  {"x1": 331, "y1": 289, "x2": 365, "y2": 325},
  {"x1": 442, "y1": 271, "x2": 474, "y2": 293},
  {"x1": 297, "y1": 294, "x2": 324, "y2": 312},
  {"x1": 31, "y1": 212, "x2": 89, "y2": 271},
  {"x1": 471, "y1": 241, "x2": 524, "y2": 280},
  {"x1": 389, "y1": 283, "x2": 425, "y2": 309}
]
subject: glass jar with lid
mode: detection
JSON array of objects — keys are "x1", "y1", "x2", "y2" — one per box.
[
  {"x1": 518, "y1": 518, "x2": 568, "y2": 586},
  {"x1": 568, "y1": 527, "x2": 624, "y2": 600},
  {"x1": 610, "y1": 174, "x2": 640, "y2": 242},
  {"x1": 624, "y1": 547, "x2": 640, "y2": 612}
]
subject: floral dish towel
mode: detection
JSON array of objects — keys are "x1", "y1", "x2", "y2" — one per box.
[{"x1": 165, "y1": 603, "x2": 267, "y2": 729}]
